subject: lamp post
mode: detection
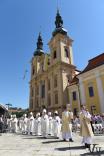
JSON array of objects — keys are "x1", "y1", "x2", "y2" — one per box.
[{"x1": 5, "y1": 103, "x2": 12, "y2": 110}]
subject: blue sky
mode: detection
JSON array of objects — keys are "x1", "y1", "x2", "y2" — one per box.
[{"x1": 0, "y1": 0, "x2": 104, "y2": 108}]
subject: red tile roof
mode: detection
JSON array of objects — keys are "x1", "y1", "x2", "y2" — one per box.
[{"x1": 80, "y1": 53, "x2": 104, "y2": 74}]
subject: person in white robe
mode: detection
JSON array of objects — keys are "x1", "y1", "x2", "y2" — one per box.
[
  {"x1": 12, "y1": 114, "x2": 18, "y2": 133},
  {"x1": 19, "y1": 117, "x2": 24, "y2": 132},
  {"x1": 28, "y1": 112, "x2": 34, "y2": 135},
  {"x1": 8, "y1": 115, "x2": 13, "y2": 132},
  {"x1": 53, "y1": 110, "x2": 61, "y2": 139},
  {"x1": 22, "y1": 114, "x2": 28, "y2": 134},
  {"x1": 48, "y1": 112, "x2": 53, "y2": 136},
  {"x1": 41, "y1": 109, "x2": 49, "y2": 138},
  {"x1": 61, "y1": 105, "x2": 74, "y2": 142},
  {"x1": 79, "y1": 105, "x2": 94, "y2": 148},
  {"x1": 34, "y1": 112, "x2": 41, "y2": 136}
]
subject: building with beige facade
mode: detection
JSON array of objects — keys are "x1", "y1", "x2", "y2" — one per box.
[{"x1": 68, "y1": 53, "x2": 104, "y2": 115}]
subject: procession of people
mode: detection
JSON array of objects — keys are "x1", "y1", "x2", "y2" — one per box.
[{"x1": 1, "y1": 104, "x2": 104, "y2": 149}]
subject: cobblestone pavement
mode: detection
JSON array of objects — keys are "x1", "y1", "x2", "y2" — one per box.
[{"x1": 0, "y1": 133, "x2": 104, "y2": 156}]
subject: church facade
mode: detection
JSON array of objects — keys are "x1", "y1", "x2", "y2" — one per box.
[{"x1": 29, "y1": 10, "x2": 79, "y2": 115}]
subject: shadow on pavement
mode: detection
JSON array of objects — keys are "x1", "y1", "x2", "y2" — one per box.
[
  {"x1": 80, "y1": 150, "x2": 104, "y2": 156},
  {"x1": 55, "y1": 146, "x2": 86, "y2": 151},
  {"x1": 42, "y1": 140, "x2": 66, "y2": 144}
]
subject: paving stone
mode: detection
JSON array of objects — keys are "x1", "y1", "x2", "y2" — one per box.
[{"x1": 0, "y1": 133, "x2": 104, "y2": 156}]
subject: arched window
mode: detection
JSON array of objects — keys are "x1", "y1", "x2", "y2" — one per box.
[
  {"x1": 64, "y1": 47, "x2": 69, "y2": 58},
  {"x1": 54, "y1": 75, "x2": 57, "y2": 88},
  {"x1": 53, "y1": 50, "x2": 57, "y2": 59},
  {"x1": 32, "y1": 67, "x2": 35, "y2": 75},
  {"x1": 54, "y1": 91, "x2": 58, "y2": 104}
]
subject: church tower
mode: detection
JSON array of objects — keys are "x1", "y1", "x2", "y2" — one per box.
[{"x1": 48, "y1": 10, "x2": 76, "y2": 111}]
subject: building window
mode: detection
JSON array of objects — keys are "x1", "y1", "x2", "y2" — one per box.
[
  {"x1": 55, "y1": 91, "x2": 58, "y2": 104},
  {"x1": 31, "y1": 88, "x2": 34, "y2": 97},
  {"x1": 48, "y1": 79, "x2": 50, "y2": 90},
  {"x1": 88, "y1": 86, "x2": 94, "y2": 97},
  {"x1": 72, "y1": 91, "x2": 77, "y2": 101},
  {"x1": 41, "y1": 84, "x2": 45, "y2": 98},
  {"x1": 32, "y1": 67, "x2": 35, "y2": 75},
  {"x1": 64, "y1": 47, "x2": 69, "y2": 58},
  {"x1": 36, "y1": 98, "x2": 39, "y2": 107},
  {"x1": 30, "y1": 99, "x2": 33, "y2": 109},
  {"x1": 54, "y1": 75, "x2": 57, "y2": 88},
  {"x1": 48, "y1": 94, "x2": 51, "y2": 106},
  {"x1": 53, "y1": 50, "x2": 57, "y2": 59}
]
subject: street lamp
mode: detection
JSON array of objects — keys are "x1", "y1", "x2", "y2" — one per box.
[{"x1": 5, "y1": 103, "x2": 12, "y2": 110}]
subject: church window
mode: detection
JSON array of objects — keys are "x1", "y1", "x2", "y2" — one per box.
[
  {"x1": 88, "y1": 86, "x2": 94, "y2": 97},
  {"x1": 48, "y1": 94, "x2": 51, "y2": 106},
  {"x1": 53, "y1": 50, "x2": 57, "y2": 59},
  {"x1": 64, "y1": 47, "x2": 69, "y2": 58},
  {"x1": 54, "y1": 75, "x2": 57, "y2": 88},
  {"x1": 41, "y1": 84, "x2": 45, "y2": 98},
  {"x1": 36, "y1": 98, "x2": 39, "y2": 107},
  {"x1": 31, "y1": 88, "x2": 34, "y2": 97},
  {"x1": 72, "y1": 91, "x2": 77, "y2": 101},
  {"x1": 32, "y1": 67, "x2": 35, "y2": 75},
  {"x1": 30, "y1": 99, "x2": 33, "y2": 109},
  {"x1": 55, "y1": 91, "x2": 58, "y2": 104}
]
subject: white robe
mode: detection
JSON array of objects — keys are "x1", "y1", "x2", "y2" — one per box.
[
  {"x1": 48, "y1": 116, "x2": 53, "y2": 135},
  {"x1": 41, "y1": 114, "x2": 49, "y2": 137},
  {"x1": 12, "y1": 118, "x2": 18, "y2": 133},
  {"x1": 8, "y1": 118, "x2": 13, "y2": 132},
  {"x1": 23, "y1": 117, "x2": 28, "y2": 133},
  {"x1": 19, "y1": 118, "x2": 24, "y2": 132},
  {"x1": 34, "y1": 117, "x2": 41, "y2": 135},
  {"x1": 53, "y1": 116, "x2": 61, "y2": 138},
  {"x1": 28, "y1": 116, "x2": 34, "y2": 134}
]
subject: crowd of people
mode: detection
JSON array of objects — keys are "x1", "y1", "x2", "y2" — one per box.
[{"x1": 0, "y1": 105, "x2": 104, "y2": 149}]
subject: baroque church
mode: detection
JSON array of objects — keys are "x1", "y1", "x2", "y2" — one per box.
[
  {"x1": 29, "y1": 10, "x2": 104, "y2": 115},
  {"x1": 29, "y1": 10, "x2": 79, "y2": 114}
]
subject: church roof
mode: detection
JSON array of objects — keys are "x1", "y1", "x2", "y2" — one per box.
[
  {"x1": 34, "y1": 33, "x2": 44, "y2": 56},
  {"x1": 52, "y1": 9, "x2": 67, "y2": 37},
  {"x1": 80, "y1": 53, "x2": 104, "y2": 74}
]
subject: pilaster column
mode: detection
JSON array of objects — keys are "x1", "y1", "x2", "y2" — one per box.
[
  {"x1": 57, "y1": 70, "x2": 63, "y2": 106},
  {"x1": 95, "y1": 71, "x2": 104, "y2": 113},
  {"x1": 79, "y1": 77, "x2": 86, "y2": 105},
  {"x1": 45, "y1": 78, "x2": 48, "y2": 107},
  {"x1": 39, "y1": 82, "x2": 41, "y2": 107},
  {"x1": 50, "y1": 74, "x2": 54, "y2": 107}
]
